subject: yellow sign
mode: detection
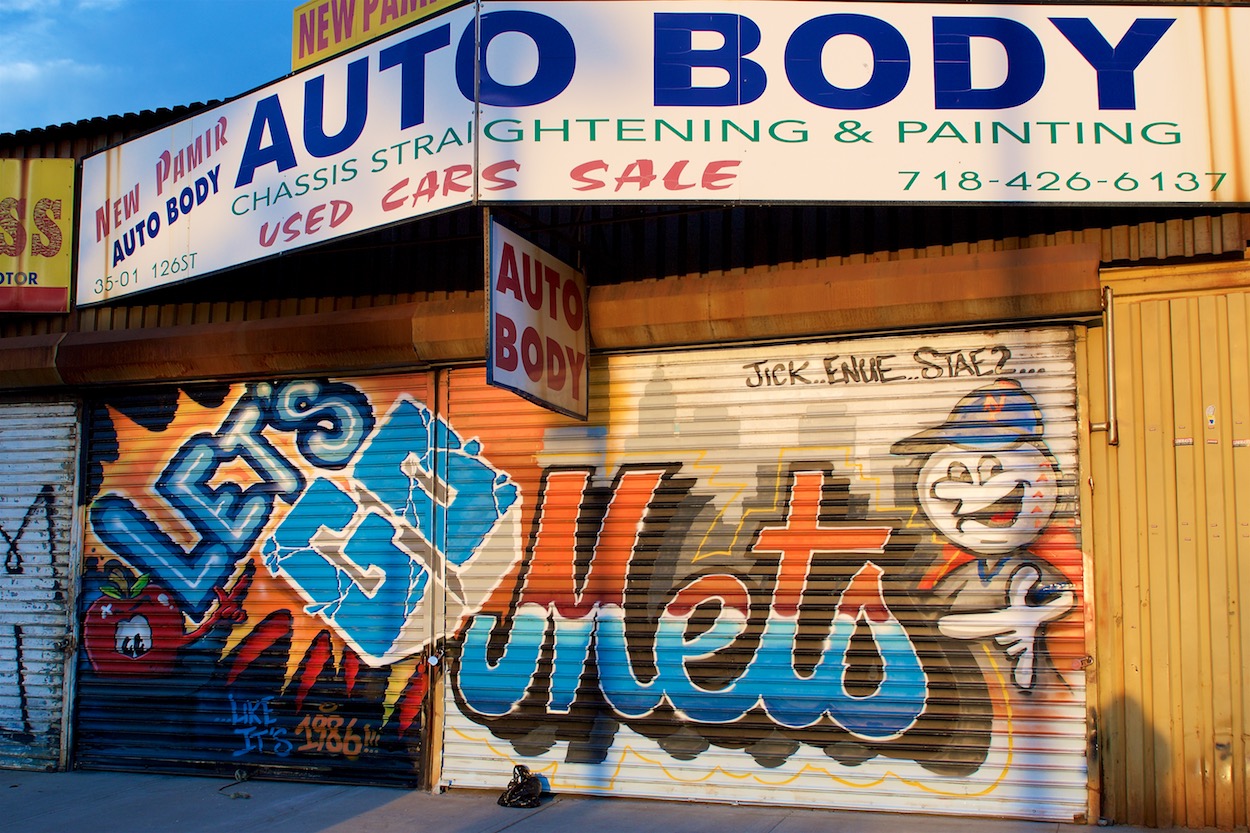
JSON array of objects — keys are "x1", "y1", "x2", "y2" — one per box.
[
  {"x1": 0, "y1": 158, "x2": 73, "y2": 313},
  {"x1": 292, "y1": 0, "x2": 467, "y2": 69}
]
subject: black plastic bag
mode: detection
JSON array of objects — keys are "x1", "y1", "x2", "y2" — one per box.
[{"x1": 497, "y1": 764, "x2": 543, "y2": 808}]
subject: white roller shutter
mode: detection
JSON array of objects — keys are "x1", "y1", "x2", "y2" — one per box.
[
  {"x1": 439, "y1": 326, "x2": 1088, "y2": 821},
  {"x1": 0, "y1": 400, "x2": 79, "y2": 771}
]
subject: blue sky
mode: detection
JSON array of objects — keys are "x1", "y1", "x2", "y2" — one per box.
[{"x1": 0, "y1": 0, "x2": 296, "y2": 134}]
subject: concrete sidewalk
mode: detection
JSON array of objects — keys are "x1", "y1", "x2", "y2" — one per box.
[{"x1": 0, "y1": 769, "x2": 1197, "y2": 833}]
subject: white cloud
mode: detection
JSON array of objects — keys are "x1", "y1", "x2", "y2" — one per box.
[
  {"x1": 0, "y1": 0, "x2": 58, "y2": 12},
  {"x1": 0, "y1": 56, "x2": 110, "y2": 131},
  {"x1": 0, "y1": 57, "x2": 102, "y2": 85},
  {"x1": 0, "y1": 0, "x2": 117, "y2": 130},
  {"x1": 1, "y1": 0, "x2": 291, "y2": 133},
  {"x1": 75, "y1": 0, "x2": 127, "y2": 10},
  {"x1": 0, "y1": 8, "x2": 54, "y2": 48},
  {"x1": 0, "y1": 61, "x2": 41, "y2": 83}
]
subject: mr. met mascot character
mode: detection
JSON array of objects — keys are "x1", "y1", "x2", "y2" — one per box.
[{"x1": 892, "y1": 379, "x2": 1079, "y2": 692}]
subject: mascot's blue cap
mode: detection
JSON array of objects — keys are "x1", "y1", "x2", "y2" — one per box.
[{"x1": 891, "y1": 379, "x2": 1044, "y2": 455}]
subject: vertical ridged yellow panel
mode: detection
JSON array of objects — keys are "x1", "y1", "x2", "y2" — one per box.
[
  {"x1": 1092, "y1": 264, "x2": 1250, "y2": 830},
  {"x1": 1169, "y1": 296, "x2": 1203, "y2": 826},
  {"x1": 1137, "y1": 296, "x2": 1178, "y2": 827},
  {"x1": 1081, "y1": 321, "x2": 1117, "y2": 824},
  {"x1": 1230, "y1": 292, "x2": 1250, "y2": 831},
  {"x1": 1206, "y1": 289, "x2": 1238, "y2": 829}
]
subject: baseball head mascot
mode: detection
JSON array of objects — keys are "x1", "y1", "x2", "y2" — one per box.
[{"x1": 891, "y1": 379, "x2": 1081, "y2": 693}]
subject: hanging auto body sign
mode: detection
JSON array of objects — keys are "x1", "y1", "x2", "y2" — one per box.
[
  {"x1": 77, "y1": 1, "x2": 1250, "y2": 304},
  {"x1": 487, "y1": 217, "x2": 589, "y2": 420}
]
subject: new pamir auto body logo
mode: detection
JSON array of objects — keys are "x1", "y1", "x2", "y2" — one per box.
[{"x1": 262, "y1": 395, "x2": 518, "y2": 667}]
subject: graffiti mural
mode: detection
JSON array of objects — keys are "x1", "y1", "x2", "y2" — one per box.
[
  {"x1": 2, "y1": 484, "x2": 59, "y2": 749},
  {"x1": 0, "y1": 402, "x2": 78, "y2": 769},
  {"x1": 440, "y1": 330, "x2": 1087, "y2": 819},
  {"x1": 891, "y1": 379, "x2": 1078, "y2": 693},
  {"x1": 77, "y1": 378, "x2": 518, "y2": 782},
  {"x1": 77, "y1": 328, "x2": 1086, "y2": 816}
]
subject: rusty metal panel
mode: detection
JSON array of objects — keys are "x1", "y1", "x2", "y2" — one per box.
[
  {"x1": 0, "y1": 208, "x2": 1242, "y2": 343},
  {"x1": 0, "y1": 400, "x2": 79, "y2": 770},
  {"x1": 1091, "y1": 267, "x2": 1250, "y2": 830},
  {"x1": 0, "y1": 206, "x2": 1235, "y2": 345},
  {"x1": 74, "y1": 375, "x2": 449, "y2": 785},
  {"x1": 438, "y1": 327, "x2": 1088, "y2": 820},
  {"x1": 592, "y1": 245, "x2": 1101, "y2": 349},
  {"x1": 55, "y1": 304, "x2": 432, "y2": 386}
]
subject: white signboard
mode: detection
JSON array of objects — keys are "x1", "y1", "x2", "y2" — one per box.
[
  {"x1": 475, "y1": 1, "x2": 1249, "y2": 205},
  {"x1": 77, "y1": 4, "x2": 478, "y2": 306},
  {"x1": 487, "y1": 218, "x2": 588, "y2": 420},
  {"x1": 78, "y1": 2, "x2": 1250, "y2": 305}
]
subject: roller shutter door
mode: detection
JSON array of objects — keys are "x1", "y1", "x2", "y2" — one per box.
[
  {"x1": 439, "y1": 327, "x2": 1089, "y2": 821},
  {"x1": 0, "y1": 400, "x2": 79, "y2": 771},
  {"x1": 74, "y1": 375, "x2": 442, "y2": 785}
]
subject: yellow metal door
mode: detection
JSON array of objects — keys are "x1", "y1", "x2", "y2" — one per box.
[{"x1": 1089, "y1": 262, "x2": 1250, "y2": 830}]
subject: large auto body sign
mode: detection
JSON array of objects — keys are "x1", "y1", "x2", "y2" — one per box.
[{"x1": 78, "y1": 1, "x2": 1250, "y2": 304}]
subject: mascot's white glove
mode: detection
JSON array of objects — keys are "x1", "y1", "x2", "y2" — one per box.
[{"x1": 937, "y1": 565, "x2": 1074, "y2": 690}]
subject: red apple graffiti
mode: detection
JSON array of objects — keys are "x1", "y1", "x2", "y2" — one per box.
[{"x1": 83, "y1": 564, "x2": 251, "y2": 677}]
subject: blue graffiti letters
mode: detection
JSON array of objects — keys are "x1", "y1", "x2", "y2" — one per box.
[
  {"x1": 264, "y1": 398, "x2": 518, "y2": 665},
  {"x1": 351, "y1": 397, "x2": 518, "y2": 568},
  {"x1": 457, "y1": 466, "x2": 927, "y2": 743},
  {"x1": 91, "y1": 380, "x2": 374, "y2": 613},
  {"x1": 266, "y1": 379, "x2": 375, "y2": 469},
  {"x1": 263, "y1": 477, "x2": 430, "y2": 661},
  {"x1": 230, "y1": 694, "x2": 293, "y2": 757}
]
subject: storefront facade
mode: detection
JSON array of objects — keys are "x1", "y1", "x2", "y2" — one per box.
[
  {"x1": 1, "y1": 0, "x2": 1249, "y2": 827},
  {"x1": 65, "y1": 324, "x2": 1091, "y2": 814}
]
